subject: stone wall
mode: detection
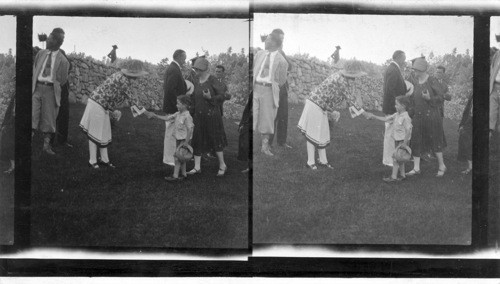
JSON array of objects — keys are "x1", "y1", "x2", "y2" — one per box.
[
  {"x1": 68, "y1": 56, "x2": 163, "y2": 110},
  {"x1": 286, "y1": 56, "x2": 384, "y2": 111}
]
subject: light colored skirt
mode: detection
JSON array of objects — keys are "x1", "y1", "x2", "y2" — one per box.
[
  {"x1": 383, "y1": 121, "x2": 395, "y2": 166},
  {"x1": 79, "y1": 98, "x2": 112, "y2": 147},
  {"x1": 163, "y1": 120, "x2": 176, "y2": 166},
  {"x1": 298, "y1": 99, "x2": 330, "y2": 148}
]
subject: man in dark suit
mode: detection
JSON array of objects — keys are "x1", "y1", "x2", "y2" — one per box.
[
  {"x1": 268, "y1": 28, "x2": 293, "y2": 149},
  {"x1": 162, "y1": 49, "x2": 188, "y2": 166},
  {"x1": 382, "y1": 50, "x2": 407, "y2": 166},
  {"x1": 32, "y1": 27, "x2": 70, "y2": 155},
  {"x1": 215, "y1": 64, "x2": 231, "y2": 117}
]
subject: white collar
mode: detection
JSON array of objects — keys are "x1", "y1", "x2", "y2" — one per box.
[
  {"x1": 390, "y1": 61, "x2": 400, "y2": 70},
  {"x1": 172, "y1": 60, "x2": 181, "y2": 67}
]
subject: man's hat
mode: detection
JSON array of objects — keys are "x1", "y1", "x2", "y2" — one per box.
[
  {"x1": 121, "y1": 59, "x2": 148, "y2": 77},
  {"x1": 340, "y1": 60, "x2": 367, "y2": 78}
]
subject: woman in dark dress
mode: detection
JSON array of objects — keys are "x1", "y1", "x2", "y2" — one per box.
[
  {"x1": 1, "y1": 94, "x2": 15, "y2": 174},
  {"x1": 406, "y1": 57, "x2": 447, "y2": 177},
  {"x1": 187, "y1": 57, "x2": 228, "y2": 177},
  {"x1": 458, "y1": 94, "x2": 473, "y2": 174}
]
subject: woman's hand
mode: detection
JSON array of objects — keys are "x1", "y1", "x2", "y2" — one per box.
[
  {"x1": 422, "y1": 89, "x2": 431, "y2": 101},
  {"x1": 202, "y1": 89, "x2": 211, "y2": 99}
]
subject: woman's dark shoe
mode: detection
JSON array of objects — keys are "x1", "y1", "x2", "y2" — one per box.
[
  {"x1": 3, "y1": 167, "x2": 14, "y2": 174},
  {"x1": 306, "y1": 163, "x2": 318, "y2": 170},
  {"x1": 406, "y1": 169, "x2": 421, "y2": 176},
  {"x1": 165, "y1": 176, "x2": 183, "y2": 182},
  {"x1": 88, "y1": 162, "x2": 99, "y2": 169},
  {"x1": 318, "y1": 162, "x2": 333, "y2": 169},
  {"x1": 187, "y1": 168, "x2": 201, "y2": 175},
  {"x1": 98, "y1": 158, "x2": 116, "y2": 168}
]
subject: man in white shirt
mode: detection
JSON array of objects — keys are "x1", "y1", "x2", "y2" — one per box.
[
  {"x1": 32, "y1": 28, "x2": 70, "y2": 155},
  {"x1": 253, "y1": 33, "x2": 289, "y2": 156}
]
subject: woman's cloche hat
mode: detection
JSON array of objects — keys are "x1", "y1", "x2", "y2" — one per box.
[
  {"x1": 411, "y1": 57, "x2": 428, "y2": 72},
  {"x1": 193, "y1": 57, "x2": 210, "y2": 72},
  {"x1": 121, "y1": 59, "x2": 148, "y2": 77}
]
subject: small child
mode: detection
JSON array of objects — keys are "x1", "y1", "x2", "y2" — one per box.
[
  {"x1": 366, "y1": 95, "x2": 413, "y2": 182},
  {"x1": 153, "y1": 95, "x2": 194, "y2": 182}
]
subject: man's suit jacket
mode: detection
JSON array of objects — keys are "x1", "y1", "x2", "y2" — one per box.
[
  {"x1": 490, "y1": 50, "x2": 500, "y2": 95},
  {"x1": 382, "y1": 62, "x2": 406, "y2": 115},
  {"x1": 163, "y1": 62, "x2": 187, "y2": 114},
  {"x1": 253, "y1": 49, "x2": 289, "y2": 108},
  {"x1": 32, "y1": 49, "x2": 70, "y2": 107}
]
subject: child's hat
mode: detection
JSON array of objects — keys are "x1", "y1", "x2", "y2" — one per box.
[{"x1": 393, "y1": 144, "x2": 412, "y2": 162}]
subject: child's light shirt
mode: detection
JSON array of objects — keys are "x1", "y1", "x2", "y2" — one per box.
[
  {"x1": 390, "y1": 111, "x2": 412, "y2": 141},
  {"x1": 171, "y1": 110, "x2": 194, "y2": 140}
]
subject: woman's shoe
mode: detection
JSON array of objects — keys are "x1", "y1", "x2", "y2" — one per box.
[
  {"x1": 306, "y1": 163, "x2": 318, "y2": 170},
  {"x1": 406, "y1": 169, "x2": 421, "y2": 176},
  {"x1": 88, "y1": 162, "x2": 99, "y2": 169},
  {"x1": 165, "y1": 176, "x2": 182, "y2": 182},
  {"x1": 461, "y1": 168, "x2": 472, "y2": 175},
  {"x1": 383, "y1": 177, "x2": 400, "y2": 182},
  {"x1": 436, "y1": 166, "x2": 447, "y2": 177},
  {"x1": 217, "y1": 166, "x2": 227, "y2": 177},
  {"x1": 3, "y1": 167, "x2": 14, "y2": 174},
  {"x1": 187, "y1": 168, "x2": 201, "y2": 175},
  {"x1": 98, "y1": 159, "x2": 116, "y2": 168},
  {"x1": 318, "y1": 162, "x2": 333, "y2": 169}
]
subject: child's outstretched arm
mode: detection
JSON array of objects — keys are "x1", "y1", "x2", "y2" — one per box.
[
  {"x1": 154, "y1": 113, "x2": 175, "y2": 121},
  {"x1": 366, "y1": 112, "x2": 394, "y2": 122}
]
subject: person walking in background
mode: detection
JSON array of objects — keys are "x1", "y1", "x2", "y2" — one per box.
[
  {"x1": 187, "y1": 57, "x2": 228, "y2": 177},
  {"x1": 32, "y1": 27, "x2": 70, "y2": 155},
  {"x1": 79, "y1": 60, "x2": 153, "y2": 169},
  {"x1": 268, "y1": 28, "x2": 293, "y2": 149},
  {"x1": 162, "y1": 49, "x2": 188, "y2": 167},
  {"x1": 253, "y1": 32, "x2": 289, "y2": 156},
  {"x1": 331, "y1": 45, "x2": 341, "y2": 64},
  {"x1": 107, "y1": 45, "x2": 118, "y2": 64},
  {"x1": 382, "y1": 50, "x2": 407, "y2": 167}
]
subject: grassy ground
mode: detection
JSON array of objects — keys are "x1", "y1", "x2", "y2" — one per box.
[
  {"x1": 253, "y1": 104, "x2": 472, "y2": 245},
  {"x1": 0, "y1": 160, "x2": 14, "y2": 245},
  {"x1": 31, "y1": 103, "x2": 248, "y2": 249}
]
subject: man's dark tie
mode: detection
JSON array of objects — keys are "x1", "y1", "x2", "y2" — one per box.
[
  {"x1": 260, "y1": 53, "x2": 270, "y2": 78},
  {"x1": 42, "y1": 52, "x2": 52, "y2": 77}
]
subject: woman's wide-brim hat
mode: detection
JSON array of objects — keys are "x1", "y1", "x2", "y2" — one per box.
[
  {"x1": 121, "y1": 59, "x2": 148, "y2": 77},
  {"x1": 193, "y1": 57, "x2": 210, "y2": 72},
  {"x1": 393, "y1": 144, "x2": 412, "y2": 162},
  {"x1": 411, "y1": 57, "x2": 428, "y2": 72},
  {"x1": 112, "y1": 45, "x2": 118, "y2": 49},
  {"x1": 340, "y1": 60, "x2": 367, "y2": 78}
]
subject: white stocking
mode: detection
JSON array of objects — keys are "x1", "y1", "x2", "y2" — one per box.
[
  {"x1": 89, "y1": 140, "x2": 98, "y2": 164},
  {"x1": 306, "y1": 141, "x2": 316, "y2": 165},
  {"x1": 318, "y1": 148, "x2": 328, "y2": 164},
  {"x1": 99, "y1": 147, "x2": 110, "y2": 163}
]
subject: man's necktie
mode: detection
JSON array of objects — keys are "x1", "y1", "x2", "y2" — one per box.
[
  {"x1": 260, "y1": 53, "x2": 270, "y2": 78},
  {"x1": 42, "y1": 52, "x2": 52, "y2": 77}
]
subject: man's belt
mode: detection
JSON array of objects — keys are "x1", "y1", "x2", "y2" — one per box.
[
  {"x1": 37, "y1": 81, "x2": 54, "y2": 86},
  {"x1": 255, "y1": 81, "x2": 272, "y2": 87}
]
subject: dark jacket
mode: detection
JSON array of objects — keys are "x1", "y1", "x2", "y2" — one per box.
[
  {"x1": 382, "y1": 62, "x2": 406, "y2": 115},
  {"x1": 163, "y1": 62, "x2": 187, "y2": 114}
]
